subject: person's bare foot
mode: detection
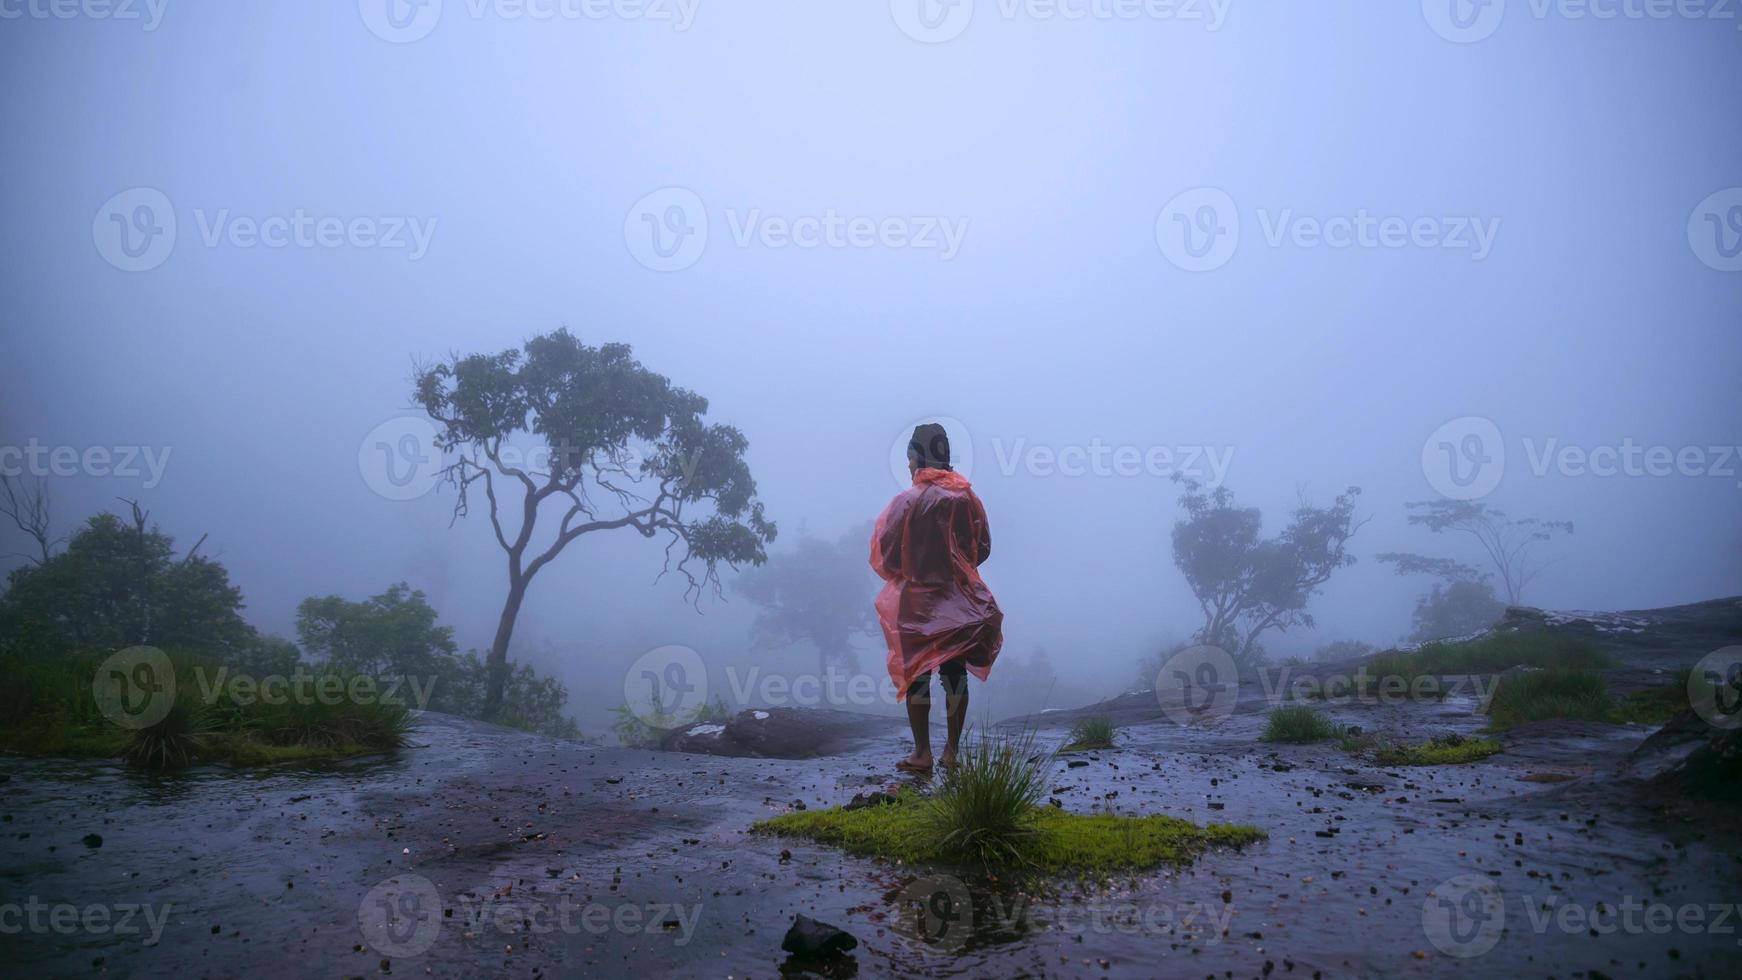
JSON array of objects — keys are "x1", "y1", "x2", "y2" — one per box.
[
  {"x1": 896, "y1": 752, "x2": 933, "y2": 773},
  {"x1": 938, "y1": 748, "x2": 959, "y2": 771}
]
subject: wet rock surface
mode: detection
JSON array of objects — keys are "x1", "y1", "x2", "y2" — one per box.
[
  {"x1": 3, "y1": 598, "x2": 1740, "y2": 978},
  {"x1": 657, "y1": 706, "x2": 900, "y2": 759}
]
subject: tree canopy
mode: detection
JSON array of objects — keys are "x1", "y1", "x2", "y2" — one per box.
[{"x1": 412, "y1": 329, "x2": 776, "y2": 718}]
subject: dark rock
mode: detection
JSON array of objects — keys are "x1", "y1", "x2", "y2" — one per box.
[
  {"x1": 657, "y1": 707, "x2": 899, "y2": 759},
  {"x1": 781, "y1": 914, "x2": 858, "y2": 957},
  {"x1": 82, "y1": 834, "x2": 103, "y2": 849},
  {"x1": 842, "y1": 790, "x2": 896, "y2": 811}
]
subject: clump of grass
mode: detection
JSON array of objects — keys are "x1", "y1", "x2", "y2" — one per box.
[
  {"x1": 1369, "y1": 632, "x2": 1610, "y2": 688},
  {"x1": 924, "y1": 730, "x2": 1053, "y2": 866},
  {"x1": 1483, "y1": 669, "x2": 1614, "y2": 730},
  {"x1": 1062, "y1": 715, "x2": 1116, "y2": 752},
  {"x1": 755, "y1": 788, "x2": 1263, "y2": 874},
  {"x1": 1372, "y1": 734, "x2": 1503, "y2": 766},
  {"x1": 1261, "y1": 705, "x2": 1345, "y2": 743},
  {"x1": 1613, "y1": 670, "x2": 1692, "y2": 726},
  {"x1": 124, "y1": 700, "x2": 217, "y2": 769}
]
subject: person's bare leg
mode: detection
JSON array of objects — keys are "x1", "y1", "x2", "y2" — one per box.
[
  {"x1": 940, "y1": 684, "x2": 967, "y2": 769},
  {"x1": 900, "y1": 683, "x2": 933, "y2": 771}
]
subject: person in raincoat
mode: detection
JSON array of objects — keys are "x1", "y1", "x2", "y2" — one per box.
[{"x1": 871, "y1": 422, "x2": 1003, "y2": 773}]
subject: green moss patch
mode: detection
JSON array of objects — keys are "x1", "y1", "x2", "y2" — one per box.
[
  {"x1": 1373, "y1": 735, "x2": 1502, "y2": 766},
  {"x1": 1520, "y1": 772, "x2": 1577, "y2": 783},
  {"x1": 755, "y1": 795, "x2": 1263, "y2": 875}
]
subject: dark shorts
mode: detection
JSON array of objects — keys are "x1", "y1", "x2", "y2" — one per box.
[{"x1": 906, "y1": 658, "x2": 968, "y2": 700}]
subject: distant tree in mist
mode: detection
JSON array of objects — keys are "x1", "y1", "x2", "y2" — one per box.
[
  {"x1": 733, "y1": 523, "x2": 878, "y2": 682},
  {"x1": 1170, "y1": 478, "x2": 1365, "y2": 670},
  {"x1": 1311, "y1": 639, "x2": 1375, "y2": 662},
  {"x1": 1394, "y1": 500, "x2": 1571, "y2": 605},
  {"x1": 296, "y1": 582, "x2": 458, "y2": 678},
  {"x1": 412, "y1": 329, "x2": 776, "y2": 721},
  {"x1": 1374, "y1": 552, "x2": 1506, "y2": 643}
]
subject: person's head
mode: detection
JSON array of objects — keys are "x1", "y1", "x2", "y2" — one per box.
[{"x1": 907, "y1": 423, "x2": 951, "y2": 476}]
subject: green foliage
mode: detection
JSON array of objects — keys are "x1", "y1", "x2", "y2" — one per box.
[
  {"x1": 295, "y1": 585, "x2": 577, "y2": 738},
  {"x1": 1483, "y1": 669, "x2": 1615, "y2": 730},
  {"x1": 1261, "y1": 705, "x2": 1345, "y2": 743},
  {"x1": 1367, "y1": 631, "x2": 1610, "y2": 688},
  {"x1": 1, "y1": 651, "x2": 412, "y2": 768},
  {"x1": 1062, "y1": 715, "x2": 1116, "y2": 751},
  {"x1": 296, "y1": 583, "x2": 457, "y2": 678},
  {"x1": 925, "y1": 730, "x2": 1054, "y2": 866},
  {"x1": 0, "y1": 511, "x2": 254, "y2": 659},
  {"x1": 756, "y1": 789, "x2": 1263, "y2": 874}
]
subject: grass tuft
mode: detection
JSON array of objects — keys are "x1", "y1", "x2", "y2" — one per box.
[
  {"x1": 1062, "y1": 715, "x2": 1116, "y2": 752},
  {"x1": 1483, "y1": 668, "x2": 1614, "y2": 730},
  {"x1": 1261, "y1": 705, "x2": 1345, "y2": 743},
  {"x1": 925, "y1": 729, "x2": 1053, "y2": 866}
]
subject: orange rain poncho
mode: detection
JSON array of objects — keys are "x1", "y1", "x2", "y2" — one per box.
[{"x1": 870, "y1": 468, "x2": 1004, "y2": 700}]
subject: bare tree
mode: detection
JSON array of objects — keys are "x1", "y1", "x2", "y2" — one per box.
[
  {"x1": 0, "y1": 475, "x2": 59, "y2": 565},
  {"x1": 1398, "y1": 500, "x2": 1571, "y2": 605}
]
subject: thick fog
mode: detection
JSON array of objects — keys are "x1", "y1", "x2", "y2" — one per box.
[{"x1": 3, "y1": 1, "x2": 1739, "y2": 731}]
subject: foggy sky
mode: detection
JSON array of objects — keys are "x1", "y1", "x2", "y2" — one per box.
[{"x1": 3, "y1": 1, "x2": 1739, "y2": 722}]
